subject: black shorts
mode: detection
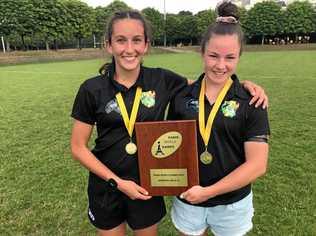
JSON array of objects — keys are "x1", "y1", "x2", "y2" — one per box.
[{"x1": 87, "y1": 181, "x2": 166, "y2": 230}]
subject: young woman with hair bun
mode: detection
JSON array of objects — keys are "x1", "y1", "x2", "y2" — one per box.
[{"x1": 169, "y1": 2, "x2": 270, "y2": 235}]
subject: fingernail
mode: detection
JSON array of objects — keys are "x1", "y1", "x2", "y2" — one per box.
[{"x1": 180, "y1": 194, "x2": 184, "y2": 199}]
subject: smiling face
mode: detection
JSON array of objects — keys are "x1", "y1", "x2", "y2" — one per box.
[
  {"x1": 202, "y1": 34, "x2": 240, "y2": 86},
  {"x1": 107, "y1": 19, "x2": 148, "y2": 74}
]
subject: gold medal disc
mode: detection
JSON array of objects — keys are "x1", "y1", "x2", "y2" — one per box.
[
  {"x1": 200, "y1": 151, "x2": 213, "y2": 165},
  {"x1": 125, "y1": 142, "x2": 137, "y2": 155}
]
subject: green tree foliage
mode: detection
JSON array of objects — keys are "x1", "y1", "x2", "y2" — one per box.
[
  {"x1": 15, "y1": 0, "x2": 36, "y2": 49},
  {"x1": 245, "y1": 1, "x2": 283, "y2": 44},
  {"x1": 93, "y1": 0, "x2": 130, "y2": 46},
  {"x1": 0, "y1": 0, "x2": 36, "y2": 50},
  {"x1": 63, "y1": 0, "x2": 95, "y2": 49},
  {"x1": 314, "y1": 8, "x2": 316, "y2": 32},
  {"x1": 142, "y1": 7, "x2": 164, "y2": 46},
  {"x1": 195, "y1": 10, "x2": 216, "y2": 40},
  {"x1": 284, "y1": 1, "x2": 315, "y2": 36},
  {"x1": 238, "y1": 7, "x2": 249, "y2": 41},
  {"x1": 0, "y1": 0, "x2": 21, "y2": 50},
  {"x1": 93, "y1": 6, "x2": 108, "y2": 42},
  {"x1": 165, "y1": 14, "x2": 182, "y2": 45},
  {"x1": 1, "y1": 0, "x2": 316, "y2": 51},
  {"x1": 0, "y1": 0, "x2": 20, "y2": 37},
  {"x1": 177, "y1": 11, "x2": 198, "y2": 45},
  {"x1": 103, "y1": 0, "x2": 130, "y2": 15},
  {"x1": 30, "y1": 0, "x2": 71, "y2": 50},
  {"x1": 238, "y1": 7, "x2": 248, "y2": 26}
]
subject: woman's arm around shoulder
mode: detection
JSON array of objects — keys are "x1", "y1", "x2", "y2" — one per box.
[{"x1": 241, "y1": 80, "x2": 268, "y2": 109}]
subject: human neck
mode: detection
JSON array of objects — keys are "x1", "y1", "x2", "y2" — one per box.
[
  {"x1": 115, "y1": 66, "x2": 140, "y2": 89},
  {"x1": 204, "y1": 77, "x2": 228, "y2": 104}
]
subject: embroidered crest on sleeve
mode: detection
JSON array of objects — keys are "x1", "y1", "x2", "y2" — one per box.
[
  {"x1": 141, "y1": 90, "x2": 156, "y2": 108},
  {"x1": 221, "y1": 100, "x2": 239, "y2": 118},
  {"x1": 105, "y1": 98, "x2": 121, "y2": 114}
]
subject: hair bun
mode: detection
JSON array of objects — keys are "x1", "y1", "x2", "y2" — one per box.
[{"x1": 216, "y1": 1, "x2": 240, "y2": 21}]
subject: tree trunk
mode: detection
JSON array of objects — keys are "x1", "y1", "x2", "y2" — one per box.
[
  {"x1": 79, "y1": 38, "x2": 82, "y2": 50},
  {"x1": 46, "y1": 41, "x2": 50, "y2": 51},
  {"x1": 6, "y1": 40, "x2": 10, "y2": 52},
  {"x1": 261, "y1": 35, "x2": 265, "y2": 45},
  {"x1": 54, "y1": 39, "x2": 58, "y2": 50},
  {"x1": 45, "y1": 41, "x2": 49, "y2": 52},
  {"x1": 21, "y1": 35, "x2": 26, "y2": 50}
]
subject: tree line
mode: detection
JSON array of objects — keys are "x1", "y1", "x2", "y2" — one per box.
[{"x1": 0, "y1": 0, "x2": 316, "y2": 51}]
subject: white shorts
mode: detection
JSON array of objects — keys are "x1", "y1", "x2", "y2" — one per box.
[{"x1": 171, "y1": 192, "x2": 254, "y2": 236}]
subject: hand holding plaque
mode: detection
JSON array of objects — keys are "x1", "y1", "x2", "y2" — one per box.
[{"x1": 135, "y1": 120, "x2": 199, "y2": 196}]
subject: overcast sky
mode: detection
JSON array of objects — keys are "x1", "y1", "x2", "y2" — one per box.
[{"x1": 82, "y1": 0, "x2": 222, "y2": 14}]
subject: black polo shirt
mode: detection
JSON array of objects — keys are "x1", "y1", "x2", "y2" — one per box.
[
  {"x1": 168, "y1": 74, "x2": 270, "y2": 207},
  {"x1": 71, "y1": 63, "x2": 187, "y2": 183}
]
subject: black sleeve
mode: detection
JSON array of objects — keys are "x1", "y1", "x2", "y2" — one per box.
[
  {"x1": 71, "y1": 83, "x2": 96, "y2": 125},
  {"x1": 245, "y1": 105, "x2": 270, "y2": 141},
  {"x1": 163, "y1": 69, "x2": 187, "y2": 99},
  {"x1": 167, "y1": 97, "x2": 179, "y2": 120}
]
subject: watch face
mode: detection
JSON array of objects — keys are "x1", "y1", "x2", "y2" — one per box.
[{"x1": 108, "y1": 178, "x2": 117, "y2": 189}]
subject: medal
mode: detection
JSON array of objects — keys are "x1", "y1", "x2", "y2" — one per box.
[
  {"x1": 116, "y1": 87, "x2": 142, "y2": 156},
  {"x1": 200, "y1": 151, "x2": 213, "y2": 165},
  {"x1": 198, "y1": 77, "x2": 233, "y2": 165},
  {"x1": 125, "y1": 141, "x2": 137, "y2": 155}
]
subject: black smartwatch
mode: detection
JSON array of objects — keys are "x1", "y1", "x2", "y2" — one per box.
[{"x1": 107, "y1": 178, "x2": 118, "y2": 189}]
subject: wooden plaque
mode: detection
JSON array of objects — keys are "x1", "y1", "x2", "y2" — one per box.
[{"x1": 135, "y1": 120, "x2": 199, "y2": 196}]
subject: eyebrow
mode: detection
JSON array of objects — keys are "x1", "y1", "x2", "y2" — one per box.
[
  {"x1": 207, "y1": 51, "x2": 237, "y2": 57},
  {"x1": 113, "y1": 35, "x2": 144, "y2": 39}
]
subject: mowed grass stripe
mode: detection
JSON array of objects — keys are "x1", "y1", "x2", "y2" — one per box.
[{"x1": 0, "y1": 50, "x2": 315, "y2": 235}]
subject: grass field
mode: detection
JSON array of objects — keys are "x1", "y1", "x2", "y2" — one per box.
[{"x1": 0, "y1": 50, "x2": 315, "y2": 235}]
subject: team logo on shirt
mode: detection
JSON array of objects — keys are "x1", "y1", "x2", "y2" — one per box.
[
  {"x1": 105, "y1": 99, "x2": 121, "y2": 114},
  {"x1": 221, "y1": 100, "x2": 239, "y2": 118},
  {"x1": 186, "y1": 99, "x2": 199, "y2": 112},
  {"x1": 141, "y1": 90, "x2": 156, "y2": 108}
]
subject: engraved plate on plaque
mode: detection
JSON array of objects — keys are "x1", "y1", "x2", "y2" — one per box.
[{"x1": 150, "y1": 169, "x2": 188, "y2": 187}]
